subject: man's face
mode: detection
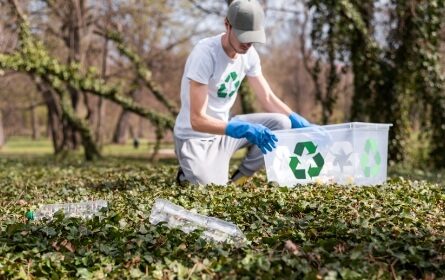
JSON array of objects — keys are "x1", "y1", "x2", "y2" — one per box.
[{"x1": 227, "y1": 24, "x2": 253, "y2": 54}]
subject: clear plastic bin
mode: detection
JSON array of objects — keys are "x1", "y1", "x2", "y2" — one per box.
[{"x1": 264, "y1": 122, "x2": 392, "y2": 186}]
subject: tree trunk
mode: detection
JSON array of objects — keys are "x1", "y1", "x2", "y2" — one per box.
[
  {"x1": 430, "y1": 93, "x2": 445, "y2": 167},
  {"x1": 137, "y1": 116, "x2": 144, "y2": 138},
  {"x1": 96, "y1": 36, "x2": 109, "y2": 146},
  {"x1": 0, "y1": 110, "x2": 4, "y2": 149},
  {"x1": 96, "y1": 96, "x2": 105, "y2": 144},
  {"x1": 65, "y1": 86, "x2": 81, "y2": 149},
  {"x1": 112, "y1": 88, "x2": 141, "y2": 144},
  {"x1": 30, "y1": 101, "x2": 40, "y2": 140},
  {"x1": 112, "y1": 109, "x2": 131, "y2": 144},
  {"x1": 57, "y1": 82, "x2": 100, "y2": 160},
  {"x1": 39, "y1": 80, "x2": 65, "y2": 153},
  {"x1": 59, "y1": 0, "x2": 90, "y2": 150},
  {"x1": 35, "y1": 76, "x2": 85, "y2": 154}
]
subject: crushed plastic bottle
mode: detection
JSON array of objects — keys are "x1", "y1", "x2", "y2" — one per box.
[
  {"x1": 149, "y1": 198, "x2": 246, "y2": 246},
  {"x1": 26, "y1": 200, "x2": 108, "y2": 221}
]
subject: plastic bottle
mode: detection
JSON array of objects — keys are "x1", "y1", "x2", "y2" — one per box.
[
  {"x1": 149, "y1": 198, "x2": 246, "y2": 246},
  {"x1": 26, "y1": 200, "x2": 108, "y2": 221}
]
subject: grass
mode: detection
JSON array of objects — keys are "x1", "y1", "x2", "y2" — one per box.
[
  {"x1": 1, "y1": 137, "x2": 54, "y2": 155},
  {"x1": 0, "y1": 137, "x2": 175, "y2": 158},
  {"x1": 0, "y1": 152, "x2": 444, "y2": 279},
  {"x1": 0, "y1": 137, "x2": 247, "y2": 160}
]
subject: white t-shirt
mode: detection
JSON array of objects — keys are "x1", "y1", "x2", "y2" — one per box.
[{"x1": 174, "y1": 33, "x2": 262, "y2": 139}]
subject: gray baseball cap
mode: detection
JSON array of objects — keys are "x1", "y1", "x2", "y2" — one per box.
[{"x1": 227, "y1": 0, "x2": 266, "y2": 44}]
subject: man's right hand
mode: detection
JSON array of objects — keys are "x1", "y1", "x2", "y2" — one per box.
[
  {"x1": 225, "y1": 120, "x2": 278, "y2": 154},
  {"x1": 289, "y1": 112, "x2": 311, "y2": 129}
]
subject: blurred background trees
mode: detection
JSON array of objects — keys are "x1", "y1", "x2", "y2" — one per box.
[{"x1": 0, "y1": 0, "x2": 444, "y2": 168}]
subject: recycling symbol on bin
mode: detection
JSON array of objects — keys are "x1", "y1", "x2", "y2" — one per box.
[
  {"x1": 360, "y1": 138, "x2": 381, "y2": 177},
  {"x1": 289, "y1": 141, "x2": 325, "y2": 179},
  {"x1": 217, "y1": 71, "x2": 241, "y2": 98}
]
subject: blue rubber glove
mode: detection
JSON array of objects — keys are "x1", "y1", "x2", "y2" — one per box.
[
  {"x1": 225, "y1": 120, "x2": 278, "y2": 154},
  {"x1": 289, "y1": 113, "x2": 333, "y2": 143},
  {"x1": 289, "y1": 112, "x2": 311, "y2": 129}
]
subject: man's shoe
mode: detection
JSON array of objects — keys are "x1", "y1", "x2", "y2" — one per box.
[
  {"x1": 176, "y1": 167, "x2": 188, "y2": 187},
  {"x1": 230, "y1": 169, "x2": 250, "y2": 185}
]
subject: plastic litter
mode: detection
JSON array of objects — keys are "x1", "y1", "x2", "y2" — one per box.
[
  {"x1": 26, "y1": 200, "x2": 108, "y2": 221},
  {"x1": 149, "y1": 198, "x2": 246, "y2": 246}
]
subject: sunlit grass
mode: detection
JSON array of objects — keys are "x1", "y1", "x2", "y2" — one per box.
[
  {"x1": 0, "y1": 136, "x2": 175, "y2": 157},
  {"x1": 1, "y1": 136, "x2": 54, "y2": 155},
  {"x1": 0, "y1": 136, "x2": 247, "y2": 160}
]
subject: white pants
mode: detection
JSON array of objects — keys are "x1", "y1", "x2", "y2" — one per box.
[{"x1": 174, "y1": 113, "x2": 291, "y2": 185}]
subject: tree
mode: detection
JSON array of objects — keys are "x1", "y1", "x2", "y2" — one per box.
[
  {"x1": 0, "y1": 109, "x2": 4, "y2": 149},
  {"x1": 0, "y1": 0, "x2": 174, "y2": 160},
  {"x1": 306, "y1": 0, "x2": 445, "y2": 167},
  {"x1": 38, "y1": 0, "x2": 98, "y2": 150},
  {"x1": 299, "y1": 5, "x2": 348, "y2": 124}
]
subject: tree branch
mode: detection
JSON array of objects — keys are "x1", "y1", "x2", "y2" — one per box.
[
  {"x1": 187, "y1": 0, "x2": 225, "y2": 16},
  {"x1": 338, "y1": 0, "x2": 378, "y2": 49},
  {"x1": 8, "y1": 0, "x2": 26, "y2": 21},
  {"x1": 96, "y1": 28, "x2": 179, "y2": 116}
]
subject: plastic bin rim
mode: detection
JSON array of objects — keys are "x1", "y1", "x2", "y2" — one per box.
[{"x1": 274, "y1": 122, "x2": 393, "y2": 134}]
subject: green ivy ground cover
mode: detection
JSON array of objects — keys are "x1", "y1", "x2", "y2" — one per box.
[{"x1": 0, "y1": 156, "x2": 444, "y2": 279}]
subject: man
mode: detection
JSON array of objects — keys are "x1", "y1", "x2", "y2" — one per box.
[{"x1": 174, "y1": 0, "x2": 312, "y2": 185}]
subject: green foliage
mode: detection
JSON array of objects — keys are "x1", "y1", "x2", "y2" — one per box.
[
  {"x1": 0, "y1": 156, "x2": 444, "y2": 279},
  {"x1": 0, "y1": 20, "x2": 176, "y2": 161},
  {"x1": 307, "y1": 0, "x2": 445, "y2": 167},
  {"x1": 401, "y1": 130, "x2": 433, "y2": 170},
  {"x1": 1, "y1": 22, "x2": 174, "y2": 131}
]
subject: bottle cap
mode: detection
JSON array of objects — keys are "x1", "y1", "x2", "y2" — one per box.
[{"x1": 26, "y1": 211, "x2": 35, "y2": 220}]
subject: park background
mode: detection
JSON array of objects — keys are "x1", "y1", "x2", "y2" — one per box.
[{"x1": 0, "y1": 0, "x2": 444, "y2": 279}]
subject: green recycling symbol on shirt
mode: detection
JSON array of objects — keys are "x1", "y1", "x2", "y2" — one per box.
[
  {"x1": 217, "y1": 71, "x2": 241, "y2": 98},
  {"x1": 289, "y1": 141, "x2": 325, "y2": 179},
  {"x1": 360, "y1": 139, "x2": 381, "y2": 177}
]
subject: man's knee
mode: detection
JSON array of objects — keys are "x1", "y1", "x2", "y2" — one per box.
[
  {"x1": 180, "y1": 164, "x2": 228, "y2": 186},
  {"x1": 269, "y1": 113, "x2": 291, "y2": 131}
]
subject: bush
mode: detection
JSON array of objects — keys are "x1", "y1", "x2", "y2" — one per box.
[{"x1": 0, "y1": 156, "x2": 444, "y2": 279}]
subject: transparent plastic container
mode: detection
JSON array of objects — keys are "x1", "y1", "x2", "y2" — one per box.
[
  {"x1": 26, "y1": 200, "x2": 108, "y2": 221},
  {"x1": 264, "y1": 122, "x2": 392, "y2": 186},
  {"x1": 149, "y1": 198, "x2": 246, "y2": 246}
]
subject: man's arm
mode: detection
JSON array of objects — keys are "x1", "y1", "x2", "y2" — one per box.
[
  {"x1": 247, "y1": 73, "x2": 293, "y2": 115},
  {"x1": 189, "y1": 80, "x2": 227, "y2": 135},
  {"x1": 248, "y1": 73, "x2": 312, "y2": 129},
  {"x1": 189, "y1": 78, "x2": 278, "y2": 153}
]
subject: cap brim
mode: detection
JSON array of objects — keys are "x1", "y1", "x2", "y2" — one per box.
[{"x1": 233, "y1": 28, "x2": 266, "y2": 44}]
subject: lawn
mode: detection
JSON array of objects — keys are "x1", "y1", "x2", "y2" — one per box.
[
  {"x1": 0, "y1": 152, "x2": 444, "y2": 279},
  {"x1": 0, "y1": 137, "x2": 175, "y2": 158}
]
